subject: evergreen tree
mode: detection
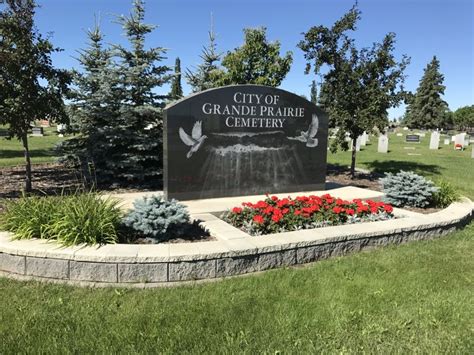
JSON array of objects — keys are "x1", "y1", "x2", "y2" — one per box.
[
  {"x1": 112, "y1": 0, "x2": 171, "y2": 184},
  {"x1": 405, "y1": 56, "x2": 448, "y2": 129},
  {"x1": 298, "y1": 5, "x2": 408, "y2": 178},
  {"x1": 57, "y1": 21, "x2": 120, "y2": 184},
  {"x1": 310, "y1": 80, "x2": 317, "y2": 104},
  {"x1": 0, "y1": 0, "x2": 70, "y2": 191},
  {"x1": 220, "y1": 27, "x2": 292, "y2": 87},
  {"x1": 170, "y1": 57, "x2": 183, "y2": 100},
  {"x1": 185, "y1": 26, "x2": 223, "y2": 92}
]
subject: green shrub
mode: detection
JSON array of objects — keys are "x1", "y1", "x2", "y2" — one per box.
[
  {"x1": 433, "y1": 180, "x2": 459, "y2": 208},
  {"x1": 122, "y1": 195, "x2": 190, "y2": 241},
  {"x1": 0, "y1": 193, "x2": 122, "y2": 246},
  {"x1": 380, "y1": 171, "x2": 439, "y2": 208}
]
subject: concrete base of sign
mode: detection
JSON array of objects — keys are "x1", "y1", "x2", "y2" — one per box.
[
  {"x1": 1, "y1": 188, "x2": 472, "y2": 287},
  {"x1": 114, "y1": 186, "x2": 385, "y2": 212}
]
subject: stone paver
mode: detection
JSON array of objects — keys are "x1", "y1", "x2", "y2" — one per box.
[
  {"x1": 118, "y1": 263, "x2": 167, "y2": 283},
  {"x1": 26, "y1": 257, "x2": 69, "y2": 279}
]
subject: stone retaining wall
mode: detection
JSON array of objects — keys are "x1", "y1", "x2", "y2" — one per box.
[{"x1": 0, "y1": 199, "x2": 472, "y2": 286}]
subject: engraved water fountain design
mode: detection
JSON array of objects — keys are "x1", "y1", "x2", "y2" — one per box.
[{"x1": 178, "y1": 114, "x2": 320, "y2": 197}]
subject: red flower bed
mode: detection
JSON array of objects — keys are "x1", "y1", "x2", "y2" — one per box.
[{"x1": 222, "y1": 194, "x2": 394, "y2": 236}]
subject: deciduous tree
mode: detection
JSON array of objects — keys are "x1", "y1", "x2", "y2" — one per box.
[
  {"x1": 220, "y1": 27, "x2": 292, "y2": 87},
  {"x1": 298, "y1": 5, "x2": 409, "y2": 178},
  {"x1": 453, "y1": 105, "x2": 474, "y2": 131},
  {"x1": 0, "y1": 0, "x2": 70, "y2": 191}
]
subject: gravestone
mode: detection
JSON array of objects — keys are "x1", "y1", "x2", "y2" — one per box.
[
  {"x1": 444, "y1": 138, "x2": 450, "y2": 145},
  {"x1": 396, "y1": 133, "x2": 403, "y2": 137},
  {"x1": 164, "y1": 85, "x2": 329, "y2": 200},
  {"x1": 472, "y1": 146, "x2": 474, "y2": 158},
  {"x1": 344, "y1": 136, "x2": 352, "y2": 150},
  {"x1": 57, "y1": 124, "x2": 66, "y2": 133},
  {"x1": 355, "y1": 136, "x2": 362, "y2": 151},
  {"x1": 454, "y1": 133, "x2": 465, "y2": 150},
  {"x1": 378, "y1": 134, "x2": 388, "y2": 153},
  {"x1": 31, "y1": 127, "x2": 43, "y2": 136},
  {"x1": 429, "y1": 132, "x2": 440, "y2": 150},
  {"x1": 406, "y1": 134, "x2": 420, "y2": 143},
  {"x1": 360, "y1": 132, "x2": 367, "y2": 146}
]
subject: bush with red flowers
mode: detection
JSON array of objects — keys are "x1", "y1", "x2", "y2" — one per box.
[{"x1": 221, "y1": 194, "x2": 394, "y2": 236}]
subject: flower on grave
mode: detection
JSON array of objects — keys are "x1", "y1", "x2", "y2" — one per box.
[{"x1": 253, "y1": 215, "x2": 264, "y2": 224}]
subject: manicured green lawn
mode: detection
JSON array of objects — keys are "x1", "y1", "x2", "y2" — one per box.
[
  {"x1": 0, "y1": 126, "x2": 64, "y2": 167},
  {"x1": 327, "y1": 132, "x2": 474, "y2": 199},
  {"x1": 1, "y1": 128, "x2": 473, "y2": 353},
  {"x1": 1, "y1": 224, "x2": 472, "y2": 353}
]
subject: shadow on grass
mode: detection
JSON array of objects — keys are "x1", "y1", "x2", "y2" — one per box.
[
  {"x1": 0, "y1": 148, "x2": 57, "y2": 159},
  {"x1": 364, "y1": 160, "x2": 442, "y2": 175}
]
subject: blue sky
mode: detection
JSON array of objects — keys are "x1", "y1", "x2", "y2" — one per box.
[{"x1": 32, "y1": 0, "x2": 473, "y2": 119}]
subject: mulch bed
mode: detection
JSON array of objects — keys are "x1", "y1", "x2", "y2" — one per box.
[
  {"x1": 0, "y1": 163, "x2": 440, "y2": 215},
  {"x1": 326, "y1": 164, "x2": 383, "y2": 192},
  {"x1": 1, "y1": 163, "x2": 384, "y2": 198},
  {"x1": 0, "y1": 163, "x2": 159, "y2": 199}
]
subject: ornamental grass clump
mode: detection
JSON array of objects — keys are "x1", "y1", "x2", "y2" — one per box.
[
  {"x1": 0, "y1": 193, "x2": 122, "y2": 246},
  {"x1": 380, "y1": 171, "x2": 439, "y2": 208},
  {"x1": 433, "y1": 180, "x2": 459, "y2": 208},
  {"x1": 222, "y1": 194, "x2": 394, "y2": 236},
  {"x1": 42, "y1": 194, "x2": 122, "y2": 246},
  {"x1": 122, "y1": 195, "x2": 190, "y2": 241},
  {"x1": 0, "y1": 195, "x2": 62, "y2": 240}
]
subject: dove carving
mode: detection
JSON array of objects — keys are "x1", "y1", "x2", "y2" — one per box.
[
  {"x1": 179, "y1": 121, "x2": 208, "y2": 158},
  {"x1": 287, "y1": 113, "x2": 319, "y2": 147}
]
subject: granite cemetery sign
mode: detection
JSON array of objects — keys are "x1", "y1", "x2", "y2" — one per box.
[{"x1": 164, "y1": 85, "x2": 328, "y2": 200}]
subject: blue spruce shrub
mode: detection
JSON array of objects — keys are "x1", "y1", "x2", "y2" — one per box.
[
  {"x1": 122, "y1": 195, "x2": 190, "y2": 239},
  {"x1": 380, "y1": 171, "x2": 439, "y2": 208}
]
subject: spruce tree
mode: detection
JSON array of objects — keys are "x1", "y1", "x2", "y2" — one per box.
[
  {"x1": 185, "y1": 27, "x2": 223, "y2": 92},
  {"x1": 57, "y1": 22, "x2": 121, "y2": 184},
  {"x1": 405, "y1": 56, "x2": 448, "y2": 129},
  {"x1": 310, "y1": 80, "x2": 317, "y2": 104},
  {"x1": 113, "y1": 0, "x2": 171, "y2": 184},
  {"x1": 170, "y1": 57, "x2": 183, "y2": 100},
  {"x1": 0, "y1": 0, "x2": 70, "y2": 191}
]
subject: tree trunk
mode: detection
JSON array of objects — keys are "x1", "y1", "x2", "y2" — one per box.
[
  {"x1": 21, "y1": 133, "x2": 32, "y2": 192},
  {"x1": 350, "y1": 137, "x2": 357, "y2": 179}
]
